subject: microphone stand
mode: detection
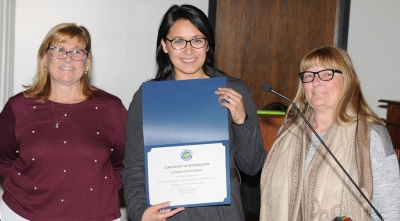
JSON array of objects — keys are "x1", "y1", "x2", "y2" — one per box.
[{"x1": 261, "y1": 83, "x2": 384, "y2": 221}]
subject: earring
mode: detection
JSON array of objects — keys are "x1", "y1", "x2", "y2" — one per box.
[
  {"x1": 84, "y1": 67, "x2": 89, "y2": 74},
  {"x1": 44, "y1": 66, "x2": 47, "y2": 71},
  {"x1": 307, "y1": 104, "x2": 311, "y2": 109}
]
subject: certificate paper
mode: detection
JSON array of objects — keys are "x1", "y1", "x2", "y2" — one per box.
[
  {"x1": 146, "y1": 142, "x2": 230, "y2": 207},
  {"x1": 142, "y1": 77, "x2": 230, "y2": 208}
]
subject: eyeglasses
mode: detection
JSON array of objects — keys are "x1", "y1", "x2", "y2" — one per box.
[
  {"x1": 164, "y1": 38, "x2": 207, "y2": 50},
  {"x1": 298, "y1": 69, "x2": 342, "y2": 83},
  {"x1": 48, "y1": 46, "x2": 88, "y2": 61}
]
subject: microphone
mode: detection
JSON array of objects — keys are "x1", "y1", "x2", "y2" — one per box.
[
  {"x1": 261, "y1": 83, "x2": 384, "y2": 221},
  {"x1": 332, "y1": 217, "x2": 352, "y2": 221}
]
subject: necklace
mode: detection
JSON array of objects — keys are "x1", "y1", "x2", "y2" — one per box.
[{"x1": 51, "y1": 94, "x2": 80, "y2": 128}]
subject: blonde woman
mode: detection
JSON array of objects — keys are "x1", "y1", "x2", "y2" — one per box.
[
  {"x1": 0, "y1": 23, "x2": 126, "y2": 221},
  {"x1": 260, "y1": 46, "x2": 400, "y2": 221}
]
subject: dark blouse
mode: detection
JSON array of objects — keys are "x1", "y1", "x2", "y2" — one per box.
[{"x1": 122, "y1": 67, "x2": 266, "y2": 221}]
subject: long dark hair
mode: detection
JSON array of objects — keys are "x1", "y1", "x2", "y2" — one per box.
[{"x1": 155, "y1": 4, "x2": 215, "y2": 80}]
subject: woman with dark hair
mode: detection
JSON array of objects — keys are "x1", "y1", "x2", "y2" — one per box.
[
  {"x1": 122, "y1": 4, "x2": 265, "y2": 221},
  {"x1": 260, "y1": 46, "x2": 400, "y2": 220},
  {"x1": 155, "y1": 4, "x2": 216, "y2": 80},
  {"x1": 0, "y1": 23, "x2": 126, "y2": 220}
]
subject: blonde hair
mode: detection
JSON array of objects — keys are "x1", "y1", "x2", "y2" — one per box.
[
  {"x1": 23, "y1": 23, "x2": 99, "y2": 102},
  {"x1": 286, "y1": 46, "x2": 383, "y2": 127}
]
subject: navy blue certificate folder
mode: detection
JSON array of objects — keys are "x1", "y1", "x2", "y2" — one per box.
[{"x1": 142, "y1": 77, "x2": 231, "y2": 208}]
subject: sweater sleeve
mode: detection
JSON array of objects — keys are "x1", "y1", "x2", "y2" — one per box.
[
  {"x1": 0, "y1": 100, "x2": 19, "y2": 179},
  {"x1": 111, "y1": 99, "x2": 127, "y2": 190},
  {"x1": 229, "y1": 80, "x2": 266, "y2": 176},
  {"x1": 370, "y1": 126, "x2": 400, "y2": 221},
  {"x1": 122, "y1": 88, "x2": 147, "y2": 221}
]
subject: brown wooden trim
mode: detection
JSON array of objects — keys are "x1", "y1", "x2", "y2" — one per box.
[{"x1": 379, "y1": 99, "x2": 400, "y2": 105}]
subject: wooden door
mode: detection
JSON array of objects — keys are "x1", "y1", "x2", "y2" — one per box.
[{"x1": 213, "y1": 0, "x2": 350, "y2": 109}]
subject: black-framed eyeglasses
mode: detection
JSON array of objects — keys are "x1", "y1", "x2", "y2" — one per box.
[
  {"x1": 164, "y1": 38, "x2": 207, "y2": 50},
  {"x1": 299, "y1": 69, "x2": 342, "y2": 83},
  {"x1": 48, "y1": 46, "x2": 88, "y2": 61}
]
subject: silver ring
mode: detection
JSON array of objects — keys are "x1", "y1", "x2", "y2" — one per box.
[{"x1": 227, "y1": 96, "x2": 231, "y2": 100}]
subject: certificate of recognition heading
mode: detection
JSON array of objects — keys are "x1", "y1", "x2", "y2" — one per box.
[{"x1": 142, "y1": 77, "x2": 230, "y2": 208}]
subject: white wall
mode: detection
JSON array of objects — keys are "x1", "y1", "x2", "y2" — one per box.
[
  {"x1": 13, "y1": 0, "x2": 209, "y2": 109},
  {"x1": 347, "y1": 0, "x2": 400, "y2": 118}
]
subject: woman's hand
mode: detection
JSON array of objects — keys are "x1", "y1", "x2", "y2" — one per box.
[
  {"x1": 142, "y1": 201, "x2": 185, "y2": 221},
  {"x1": 216, "y1": 87, "x2": 246, "y2": 125}
]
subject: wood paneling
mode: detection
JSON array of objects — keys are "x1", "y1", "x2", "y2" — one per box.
[
  {"x1": 214, "y1": 0, "x2": 345, "y2": 109},
  {"x1": 379, "y1": 99, "x2": 400, "y2": 165},
  {"x1": 258, "y1": 115, "x2": 284, "y2": 154}
]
